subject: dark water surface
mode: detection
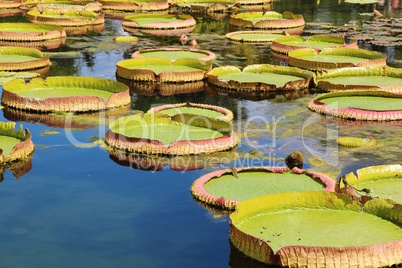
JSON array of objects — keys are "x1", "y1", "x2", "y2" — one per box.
[{"x1": 0, "y1": 0, "x2": 402, "y2": 267}]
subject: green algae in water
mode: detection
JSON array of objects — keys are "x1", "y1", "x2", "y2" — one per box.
[
  {"x1": 158, "y1": 107, "x2": 224, "y2": 119},
  {"x1": 237, "y1": 209, "x2": 402, "y2": 253},
  {"x1": 355, "y1": 179, "x2": 402, "y2": 204},
  {"x1": 204, "y1": 171, "x2": 325, "y2": 201},
  {"x1": 125, "y1": 65, "x2": 202, "y2": 74},
  {"x1": 218, "y1": 72, "x2": 304, "y2": 87},
  {"x1": 116, "y1": 123, "x2": 224, "y2": 146},
  {"x1": 320, "y1": 76, "x2": 402, "y2": 87},
  {"x1": 139, "y1": 51, "x2": 207, "y2": 60},
  {"x1": 0, "y1": 55, "x2": 41, "y2": 63},
  {"x1": 321, "y1": 96, "x2": 402, "y2": 111},
  {"x1": 0, "y1": 136, "x2": 21, "y2": 156},
  {"x1": 16, "y1": 87, "x2": 113, "y2": 102}
]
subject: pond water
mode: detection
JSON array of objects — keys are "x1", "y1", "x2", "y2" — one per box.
[{"x1": 1, "y1": 0, "x2": 402, "y2": 267}]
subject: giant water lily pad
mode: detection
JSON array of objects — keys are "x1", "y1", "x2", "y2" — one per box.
[
  {"x1": 191, "y1": 166, "x2": 336, "y2": 210},
  {"x1": 0, "y1": 46, "x2": 50, "y2": 71},
  {"x1": 315, "y1": 66, "x2": 402, "y2": 93},
  {"x1": 1, "y1": 76, "x2": 130, "y2": 113},
  {"x1": 98, "y1": 0, "x2": 169, "y2": 12},
  {"x1": 230, "y1": 191, "x2": 402, "y2": 267},
  {"x1": 122, "y1": 14, "x2": 196, "y2": 30},
  {"x1": 0, "y1": 121, "x2": 34, "y2": 164},
  {"x1": 308, "y1": 90, "x2": 402, "y2": 121},
  {"x1": 0, "y1": 0, "x2": 21, "y2": 9},
  {"x1": 0, "y1": 71, "x2": 39, "y2": 85},
  {"x1": 105, "y1": 113, "x2": 238, "y2": 155},
  {"x1": 229, "y1": 11, "x2": 305, "y2": 30},
  {"x1": 270, "y1": 35, "x2": 358, "y2": 55},
  {"x1": 225, "y1": 31, "x2": 288, "y2": 44},
  {"x1": 207, "y1": 64, "x2": 314, "y2": 92},
  {"x1": 116, "y1": 57, "x2": 211, "y2": 83},
  {"x1": 27, "y1": 9, "x2": 105, "y2": 26},
  {"x1": 0, "y1": 23, "x2": 66, "y2": 42},
  {"x1": 132, "y1": 47, "x2": 216, "y2": 62},
  {"x1": 117, "y1": 77, "x2": 205, "y2": 96},
  {"x1": 148, "y1": 102, "x2": 233, "y2": 122},
  {"x1": 32, "y1": 3, "x2": 103, "y2": 13},
  {"x1": 288, "y1": 48, "x2": 387, "y2": 71},
  {"x1": 339, "y1": 164, "x2": 402, "y2": 204}
]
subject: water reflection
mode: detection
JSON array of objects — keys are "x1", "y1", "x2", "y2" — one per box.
[{"x1": 0, "y1": 156, "x2": 32, "y2": 181}]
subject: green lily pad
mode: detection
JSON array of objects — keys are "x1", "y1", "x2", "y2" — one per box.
[
  {"x1": 340, "y1": 164, "x2": 402, "y2": 204},
  {"x1": 308, "y1": 90, "x2": 402, "y2": 121},
  {"x1": 225, "y1": 31, "x2": 288, "y2": 43},
  {"x1": 122, "y1": 14, "x2": 196, "y2": 30},
  {"x1": 0, "y1": 23, "x2": 66, "y2": 41},
  {"x1": 116, "y1": 57, "x2": 211, "y2": 83},
  {"x1": 32, "y1": 3, "x2": 103, "y2": 13},
  {"x1": 207, "y1": 64, "x2": 314, "y2": 92},
  {"x1": 0, "y1": 46, "x2": 50, "y2": 72},
  {"x1": 98, "y1": 0, "x2": 169, "y2": 12},
  {"x1": 191, "y1": 167, "x2": 336, "y2": 210},
  {"x1": 337, "y1": 136, "x2": 377, "y2": 147},
  {"x1": 270, "y1": 34, "x2": 358, "y2": 55},
  {"x1": 105, "y1": 113, "x2": 238, "y2": 155},
  {"x1": 230, "y1": 191, "x2": 402, "y2": 267},
  {"x1": 229, "y1": 11, "x2": 305, "y2": 29},
  {"x1": 148, "y1": 102, "x2": 234, "y2": 122},
  {"x1": 2, "y1": 76, "x2": 130, "y2": 113},
  {"x1": 27, "y1": 9, "x2": 105, "y2": 26},
  {"x1": 131, "y1": 47, "x2": 216, "y2": 62},
  {"x1": 315, "y1": 66, "x2": 402, "y2": 93},
  {"x1": 288, "y1": 48, "x2": 387, "y2": 71},
  {"x1": 0, "y1": 0, "x2": 21, "y2": 9},
  {"x1": 0, "y1": 121, "x2": 34, "y2": 164}
]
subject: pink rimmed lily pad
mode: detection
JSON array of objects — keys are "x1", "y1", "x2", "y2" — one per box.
[
  {"x1": 148, "y1": 102, "x2": 233, "y2": 122},
  {"x1": 1, "y1": 76, "x2": 130, "y2": 113},
  {"x1": 105, "y1": 113, "x2": 238, "y2": 156},
  {"x1": 116, "y1": 57, "x2": 211, "y2": 83},
  {"x1": 0, "y1": 23, "x2": 66, "y2": 42},
  {"x1": 315, "y1": 66, "x2": 402, "y2": 94},
  {"x1": 308, "y1": 90, "x2": 402, "y2": 121},
  {"x1": 288, "y1": 48, "x2": 387, "y2": 71},
  {"x1": 230, "y1": 191, "x2": 402, "y2": 267},
  {"x1": 339, "y1": 164, "x2": 402, "y2": 204},
  {"x1": 0, "y1": 46, "x2": 50, "y2": 72},
  {"x1": 122, "y1": 14, "x2": 196, "y2": 30},
  {"x1": 98, "y1": 0, "x2": 169, "y2": 12},
  {"x1": 229, "y1": 11, "x2": 305, "y2": 30},
  {"x1": 27, "y1": 9, "x2": 105, "y2": 26},
  {"x1": 0, "y1": 121, "x2": 34, "y2": 164},
  {"x1": 270, "y1": 34, "x2": 358, "y2": 55},
  {"x1": 0, "y1": 0, "x2": 21, "y2": 9},
  {"x1": 191, "y1": 166, "x2": 336, "y2": 210},
  {"x1": 206, "y1": 64, "x2": 314, "y2": 92},
  {"x1": 132, "y1": 47, "x2": 216, "y2": 62}
]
